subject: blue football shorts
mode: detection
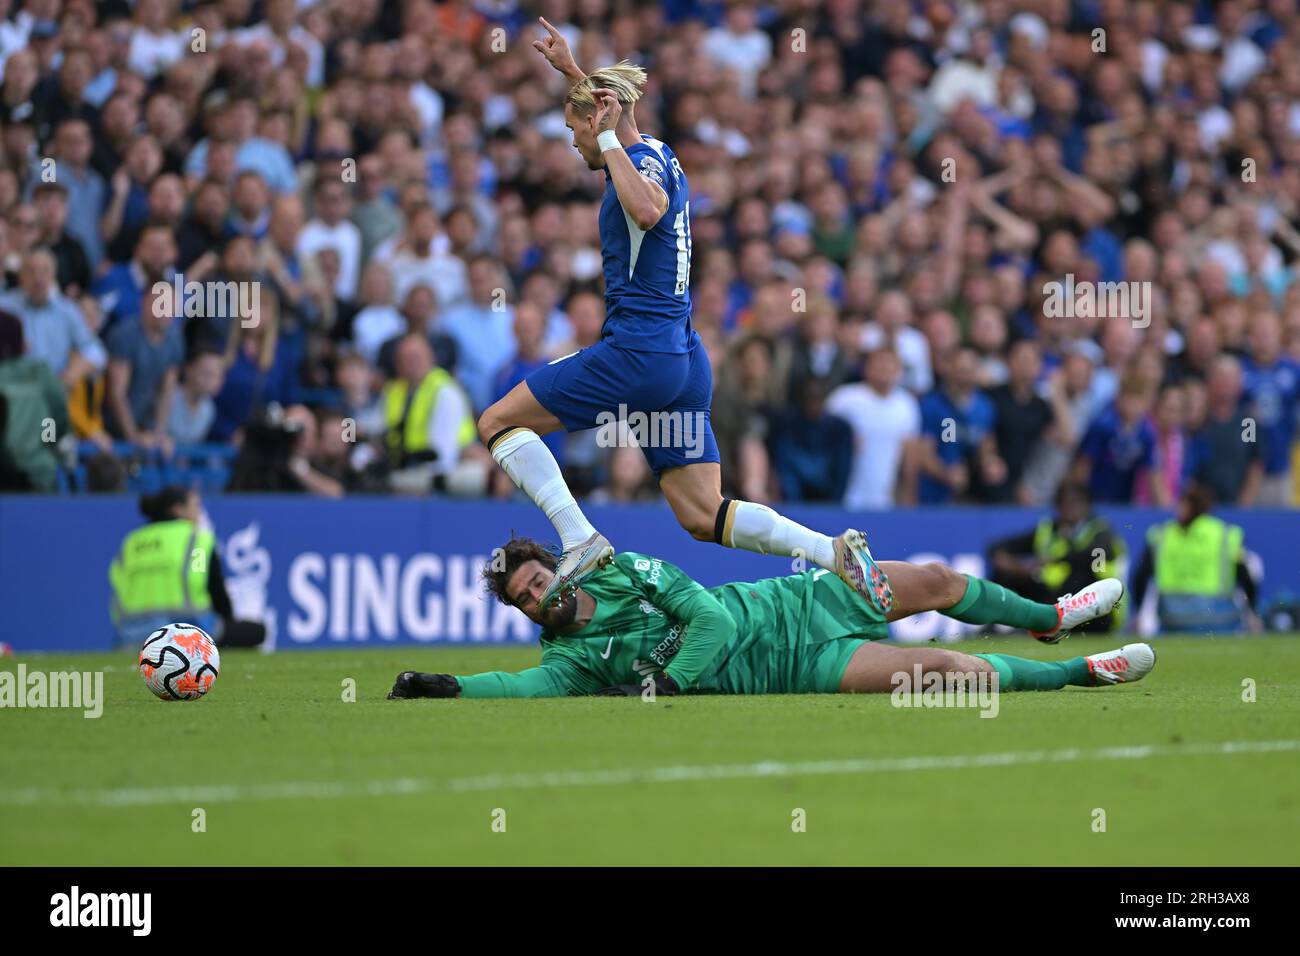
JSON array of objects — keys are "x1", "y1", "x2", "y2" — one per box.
[{"x1": 524, "y1": 334, "x2": 720, "y2": 476}]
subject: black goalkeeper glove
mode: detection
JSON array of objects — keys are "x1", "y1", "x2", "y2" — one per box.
[
  {"x1": 593, "y1": 673, "x2": 680, "y2": 697},
  {"x1": 387, "y1": 671, "x2": 462, "y2": 699}
]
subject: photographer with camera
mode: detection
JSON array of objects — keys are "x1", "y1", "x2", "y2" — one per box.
[{"x1": 227, "y1": 401, "x2": 343, "y2": 496}]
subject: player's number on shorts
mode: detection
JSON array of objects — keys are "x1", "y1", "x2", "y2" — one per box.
[{"x1": 673, "y1": 201, "x2": 692, "y2": 296}]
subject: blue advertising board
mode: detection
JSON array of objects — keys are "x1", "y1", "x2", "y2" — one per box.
[{"x1": 1, "y1": 495, "x2": 1297, "y2": 652}]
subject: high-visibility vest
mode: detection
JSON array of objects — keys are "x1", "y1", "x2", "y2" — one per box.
[
  {"x1": 109, "y1": 520, "x2": 214, "y2": 620},
  {"x1": 382, "y1": 369, "x2": 475, "y2": 467},
  {"x1": 1031, "y1": 516, "x2": 1116, "y2": 591},
  {"x1": 1148, "y1": 515, "x2": 1243, "y2": 598}
]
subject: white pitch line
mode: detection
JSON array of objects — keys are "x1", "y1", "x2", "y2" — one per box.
[{"x1": 1, "y1": 739, "x2": 1296, "y2": 809}]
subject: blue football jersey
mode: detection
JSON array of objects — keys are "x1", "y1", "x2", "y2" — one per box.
[
  {"x1": 598, "y1": 136, "x2": 693, "y2": 353},
  {"x1": 1242, "y1": 356, "x2": 1300, "y2": 475}
]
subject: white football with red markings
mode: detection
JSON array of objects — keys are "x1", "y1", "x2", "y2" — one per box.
[{"x1": 138, "y1": 623, "x2": 221, "y2": 701}]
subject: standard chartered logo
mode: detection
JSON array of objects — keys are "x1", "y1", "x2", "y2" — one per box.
[{"x1": 650, "y1": 623, "x2": 684, "y2": 667}]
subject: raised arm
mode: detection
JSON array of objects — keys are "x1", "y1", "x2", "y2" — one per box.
[{"x1": 533, "y1": 16, "x2": 585, "y2": 84}]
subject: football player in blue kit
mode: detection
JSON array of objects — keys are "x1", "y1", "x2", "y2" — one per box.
[{"x1": 477, "y1": 18, "x2": 892, "y2": 613}]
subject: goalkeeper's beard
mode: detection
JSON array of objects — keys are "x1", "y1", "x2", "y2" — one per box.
[{"x1": 541, "y1": 590, "x2": 579, "y2": 630}]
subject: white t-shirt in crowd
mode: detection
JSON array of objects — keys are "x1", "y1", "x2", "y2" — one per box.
[
  {"x1": 297, "y1": 218, "x2": 363, "y2": 301},
  {"x1": 826, "y1": 382, "x2": 921, "y2": 510},
  {"x1": 860, "y1": 323, "x2": 933, "y2": 395}
]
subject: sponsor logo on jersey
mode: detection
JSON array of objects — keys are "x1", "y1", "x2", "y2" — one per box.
[
  {"x1": 649, "y1": 623, "x2": 684, "y2": 667},
  {"x1": 637, "y1": 154, "x2": 665, "y2": 186},
  {"x1": 636, "y1": 557, "x2": 664, "y2": 586}
]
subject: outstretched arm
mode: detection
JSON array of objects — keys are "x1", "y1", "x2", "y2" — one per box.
[
  {"x1": 388, "y1": 659, "x2": 593, "y2": 699},
  {"x1": 534, "y1": 17, "x2": 585, "y2": 84}
]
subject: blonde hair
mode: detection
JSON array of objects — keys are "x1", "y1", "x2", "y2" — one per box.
[{"x1": 565, "y1": 61, "x2": 648, "y2": 114}]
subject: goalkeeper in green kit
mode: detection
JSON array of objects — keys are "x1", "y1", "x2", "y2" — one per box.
[{"x1": 387, "y1": 536, "x2": 1155, "y2": 700}]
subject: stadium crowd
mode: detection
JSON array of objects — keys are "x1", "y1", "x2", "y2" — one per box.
[{"x1": 0, "y1": 0, "x2": 1298, "y2": 509}]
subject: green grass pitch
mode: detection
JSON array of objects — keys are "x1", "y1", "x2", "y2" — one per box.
[{"x1": 2, "y1": 636, "x2": 1298, "y2": 866}]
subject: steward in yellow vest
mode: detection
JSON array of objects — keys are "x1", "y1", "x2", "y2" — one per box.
[
  {"x1": 382, "y1": 335, "x2": 476, "y2": 471},
  {"x1": 109, "y1": 487, "x2": 231, "y2": 647},
  {"x1": 988, "y1": 483, "x2": 1125, "y2": 633},
  {"x1": 1130, "y1": 481, "x2": 1257, "y2": 633}
]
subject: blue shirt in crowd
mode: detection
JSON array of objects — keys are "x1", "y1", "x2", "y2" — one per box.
[{"x1": 1078, "y1": 404, "x2": 1157, "y2": 502}]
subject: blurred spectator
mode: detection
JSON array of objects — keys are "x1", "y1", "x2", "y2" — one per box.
[
  {"x1": 210, "y1": 290, "x2": 296, "y2": 442},
  {"x1": 0, "y1": 309, "x2": 68, "y2": 491},
  {"x1": 589, "y1": 442, "x2": 658, "y2": 504},
  {"x1": 986, "y1": 340, "x2": 1075, "y2": 504},
  {"x1": 104, "y1": 285, "x2": 183, "y2": 452},
  {"x1": 375, "y1": 283, "x2": 458, "y2": 379},
  {"x1": 33, "y1": 118, "x2": 105, "y2": 268},
  {"x1": 31, "y1": 182, "x2": 89, "y2": 296},
  {"x1": 335, "y1": 352, "x2": 384, "y2": 440},
  {"x1": 184, "y1": 96, "x2": 297, "y2": 195},
  {"x1": 827, "y1": 347, "x2": 920, "y2": 509},
  {"x1": 861, "y1": 291, "x2": 932, "y2": 395},
  {"x1": 92, "y1": 222, "x2": 178, "y2": 329},
  {"x1": 226, "y1": 169, "x2": 272, "y2": 240},
  {"x1": 298, "y1": 176, "x2": 362, "y2": 302},
  {"x1": 175, "y1": 177, "x2": 230, "y2": 271},
  {"x1": 1131, "y1": 481, "x2": 1258, "y2": 634},
  {"x1": 917, "y1": 348, "x2": 1002, "y2": 504},
  {"x1": 1241, "y1": 310, "x2": 1300, "y2": 505},
  {"x1": 711, "y1": 332, "x2": 774, "y2": 503},
  {"x1": 352, "y1": 154, "x2": 402, "y2": 263},
  {"x1": 1074, "y1": 376, "x2": 1164, "y2": 506},
  {"x1": 787, "y1": 298, "x2": 853, "y2": 403},
  {"x1": 0, "y1": 249, "x2": 105, "y2": 388},
  {"x1": 442, "y1": 255, "x2": 515, "y2": 411},
  {"x1": 2, "y1": 204, "x2": 40, "y2": 287},
  {"x1": 168, "y1": 348, "x2": 225, "y2": 446},
  {"x1": 350, "y1": 261, "x2": 404, "y2": 365},
  {"x1": 100, "y1": 133, "x2": 166, "y2": 261},
  {"x1": 1190, "y1": 355, "x2": 1264, "y2": 506},
  {"x1": 769, "y1": 378, "x2": 852, "y2": 505},
  {"x1": 1137, "y1": 383, "x2": 1193, "y2": 507},
  {"x1": 381, "y1": 333, "x2": 476, "y2": 481},
  {"x1": 377, "y1": 199, "x2": 468, "y2": 308}
]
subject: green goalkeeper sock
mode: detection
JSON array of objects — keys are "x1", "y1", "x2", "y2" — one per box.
[
  {"x1": 943, "y1": 574, "x2": 1060, "y2": 633},
  {"x1": 975, "y1": 654, "x2": 1093, "y2": 691}
]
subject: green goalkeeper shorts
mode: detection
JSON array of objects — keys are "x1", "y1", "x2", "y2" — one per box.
[{"x1": 700, "y1": 571, "x2": 889, "y2": 695}]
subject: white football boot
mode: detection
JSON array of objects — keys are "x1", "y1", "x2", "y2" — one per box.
[
  {"x1": 539, "y1": 531, "x2": 615, "y2": 608},
  {"x1": 1084, "y1": 642, "x2": 1157, "y2": 685},
  {"x1": 1031, "y1": 578, "x2": 1125, "y2": 643}
]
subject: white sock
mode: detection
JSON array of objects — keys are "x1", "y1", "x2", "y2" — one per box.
[
  {"x1": 724, "y1": 501, "x2": 836, "y2": 570},
  {"x1": 491, "y1": 429, "x2": 597, "y2": 551}
]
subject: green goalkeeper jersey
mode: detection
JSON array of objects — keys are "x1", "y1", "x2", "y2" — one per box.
[{"x1": 456, "y1": 553, "x2": 889, "y2": 698}]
